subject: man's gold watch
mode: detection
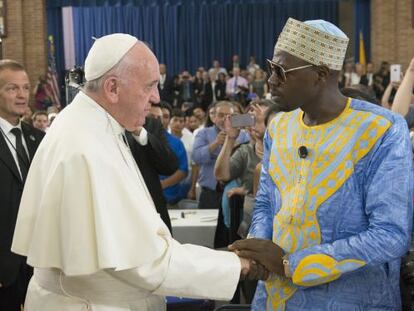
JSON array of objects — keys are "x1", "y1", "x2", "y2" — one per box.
[{"x1": 282, "y1": 254, "x2": 291, "y2": 278}]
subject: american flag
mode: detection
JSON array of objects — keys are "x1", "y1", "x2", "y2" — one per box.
[{"x1": 46, "y1": 35, "x2": 61, "y2": 108}]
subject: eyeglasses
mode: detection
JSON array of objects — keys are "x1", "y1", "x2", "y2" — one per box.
[
  {"x1": 266, "y1": 59, "x2": 313, "y2": 83},
  {"x1": 216, "y1": 112, "x2": 232, "y2": 119}
]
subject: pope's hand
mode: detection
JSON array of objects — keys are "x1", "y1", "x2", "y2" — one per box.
[
  {"x1": 230, "y1": 238, "x2": 285, "y2": 277},
  {"x1": 239, "y1": 256, "x2": 269, "y2": 281},
  {"x1": 240, "y1": 257, "x2": 250, "y2": 276}
]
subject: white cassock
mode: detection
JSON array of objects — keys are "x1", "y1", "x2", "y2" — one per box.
[{"x1": 11, "y1": 91, "x2": 241, "y2": 311}]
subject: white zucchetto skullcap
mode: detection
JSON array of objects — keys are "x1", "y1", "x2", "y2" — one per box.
[
  {"x1": 275, "y1": 18, "x2": 349, "y2": 70},
  {"x1": 84, "y1": 33, "x2": 138, "y2": 81}
]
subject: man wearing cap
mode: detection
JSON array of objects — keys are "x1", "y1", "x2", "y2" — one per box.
[
  {"x1": 230, "y1": 18, "x2": 413, "y2": 309},
  {"x1": 10, "y1": 34, "x2": 265, "y2": 310}
]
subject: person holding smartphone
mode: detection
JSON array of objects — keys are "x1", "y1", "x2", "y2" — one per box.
[{"x1": 391, "y1": 57, "x2": 414, "y2": 129}]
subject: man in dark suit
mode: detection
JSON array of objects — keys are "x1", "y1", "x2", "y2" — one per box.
[
  {"x1": 178, "y1": 71, "x2": 195, "y2": 107},
  {"x1": 126, "y1": 104, "x2": 178, "y2": 233},
  {"x1": 158, "y1": 64, "x2": 175, "y2": 105},
  {"x1": 200, "y1": 72, "x2": 213, "y2": 111},
  {"x1": 0, "y1": 60, "x2": 45, "y2": 310}
]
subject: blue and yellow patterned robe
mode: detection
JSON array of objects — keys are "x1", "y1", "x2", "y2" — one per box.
[{"x1": 250, "y1": 98, "x2": 413, "y2": 310}]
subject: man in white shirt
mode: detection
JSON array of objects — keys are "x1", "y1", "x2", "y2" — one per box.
[
  {"x1": 226, "y1": 67, "x2": 248, "y2": 98},
  {"x1": 208, "y1": 60, "x2": 228, "y2": 80},
  {"x1": 158, "y1": 63, "x2": 174, "y2": 104},
  {"x1": 11, "y1": 34, "x2": 265, "y2": 311}
]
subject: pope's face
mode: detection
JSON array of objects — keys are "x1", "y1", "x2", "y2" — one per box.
[{"x1": 118, "y1": 46, "x2": 160, "y2": 131}]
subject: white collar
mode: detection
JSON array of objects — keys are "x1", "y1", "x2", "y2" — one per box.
[
  {"x1": 0, "y1": 115, "x2": 22, "y2": 135},
  {"x1": 78, "y1": 91, "x2": 124, "y2": 136}
]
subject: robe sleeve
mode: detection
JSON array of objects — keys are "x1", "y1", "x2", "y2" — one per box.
[
  {"x1": 248, "y1": 130, "x2": 277, "y2": 240},
  {"x1": 106, "y1": 239, "x2": 241, "y2": 300},
  {"x1": 287, "y1": 117, "x2": 413, "y2": 287}
]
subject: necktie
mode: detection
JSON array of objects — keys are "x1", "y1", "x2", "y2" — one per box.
[
  {"x1": 233, "y1": 77, "x2": 238, "y2": 93},
  {"x1": 183, "y1": 82, "x2": 190, "y2": 100},
  {"x1": 10, "y1": 128, "x2": 29, "y2": 181}
]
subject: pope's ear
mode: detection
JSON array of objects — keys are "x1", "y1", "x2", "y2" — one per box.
[{"x1": 102, "y1": 76, "x2": 121, "y2": 103}]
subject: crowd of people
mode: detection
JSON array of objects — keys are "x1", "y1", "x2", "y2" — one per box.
[{"x1": 1, "y1": 15, "x2": 414, "y2": 311}]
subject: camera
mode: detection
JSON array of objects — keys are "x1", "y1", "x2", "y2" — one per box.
[{"x1": 65, "y1": 67, "x2": 85, "y2": 106}]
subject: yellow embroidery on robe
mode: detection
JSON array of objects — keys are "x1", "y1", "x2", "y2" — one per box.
[
  {"x1": 264, "y1": 98, "x2": 391, "y2": 308},
  {"x1": 292, "y1": 254, "x2": 366, "y2": 287}
]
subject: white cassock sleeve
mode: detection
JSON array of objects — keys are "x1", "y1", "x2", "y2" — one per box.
[{"x1": 106, "y1": 239, "x2": 241, "y2": 300}]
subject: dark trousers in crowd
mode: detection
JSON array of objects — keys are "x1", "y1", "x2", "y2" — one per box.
[
  {"x1": 198, "y1": 187, "x2": 221, "y2": 209},
  {"x1": 400, "y1": 275, "x2": 413, "y2": 311},
  {"x1": 198, "y1": 187, "x2": 229, "y2": 249},
  {"x1": 0, "y1": 263, "x2": 32, "y2": 311}
]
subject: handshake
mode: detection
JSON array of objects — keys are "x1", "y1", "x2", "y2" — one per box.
[{"x1": 228, "y1": 238, "x2": 286, "y2": 281}]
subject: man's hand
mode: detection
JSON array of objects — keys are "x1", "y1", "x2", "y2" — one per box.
[
  {"x1": 224, "y1": 115, "x2": 240, "y2": 139},
  {"x1": 227, "y1": 186, "x2": 248, "y2": 198},
  {"x1": 215, "y1": 131, "x2": 227, "y2": 145},
  {"x1": 187, "y1": 187, "x2": 196, "y2": 200},
  {"x1": 229, "y1": 238, "x2": 285, "y2": 276},
  {"x1": 209, "y1": 131, "x2": 227, "y2": 153}
]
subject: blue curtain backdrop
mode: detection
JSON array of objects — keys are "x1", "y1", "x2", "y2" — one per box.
[
  {"x1": 47, "y1": 0, "x2": 339, "y2": 75},
  {"x1": 354, "y1": 0, "x2": 371, "y2": 63},
  {"x1": 46, "y1": 7, "x2": 65, "y2": 81}
]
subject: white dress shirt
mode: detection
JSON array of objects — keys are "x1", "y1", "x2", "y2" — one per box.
[{"x1": 0, "y1": 116, "x2": 30, "y2": 178}]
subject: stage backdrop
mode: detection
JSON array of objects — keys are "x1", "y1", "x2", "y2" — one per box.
[{"x1": 47, "y1": 0, "x2": 339, "y2": 76}]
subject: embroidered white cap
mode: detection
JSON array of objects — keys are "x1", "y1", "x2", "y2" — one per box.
[
  {"x1": 84, "y1": 33, "x2": 138, "y2": 81},
  {"x1": 275, "y1": 18, "x2": 349, "y2": 70}
]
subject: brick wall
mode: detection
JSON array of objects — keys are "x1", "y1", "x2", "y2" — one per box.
[
  {"x1": 339, "y1": 0, "x2": 354, "y2": 60},
  {"x1": 371, "y1": 0, "x2": 414, "y2": 70},
  {"x1": 2, "y1": 0, "x2": 47, "y2": 89},
  {"x1": 1, "y1": 0, "x2": 413, "y2": 82}
]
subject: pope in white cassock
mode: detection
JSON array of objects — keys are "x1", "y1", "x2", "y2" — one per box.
[{"x1": 11, "y1": 34, "x2": 256, "y2": 310}]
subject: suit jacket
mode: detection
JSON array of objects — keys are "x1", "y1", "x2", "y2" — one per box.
[
  {"x1": 178, "y1": 81, "x2": 195, "y2": 105},
  {"x1": 0, "y1": 122, "x2": 44, "y2": 287},
  {"x1": 127, "y1": 117, "x2": 178, "y2": 233},
  {"x1": 158, "y1": 75, "x2": 175, "y2": 104},
  {"x1": 201, "y1": 82, "x2": 213, "y2": 110},
  {"x1": 215, "y1": 81, "x2": 227, "y2": 101}
]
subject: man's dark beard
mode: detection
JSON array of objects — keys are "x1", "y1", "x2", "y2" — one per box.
[{"x1": 271, "y1": 97, "x2": 293, "y2": 112}]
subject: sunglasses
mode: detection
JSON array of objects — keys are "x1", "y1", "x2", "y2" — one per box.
[{"x1": 266, "y1": 59, "x2": 313, "y2": 83}]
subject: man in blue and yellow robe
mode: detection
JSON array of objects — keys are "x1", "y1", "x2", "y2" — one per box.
[
  {"x1": 250, "y1": 98, "x2": 413, "y2": 310},
  {"x1": 230, "y1": 18, "x2": 413, "y2": 310}
]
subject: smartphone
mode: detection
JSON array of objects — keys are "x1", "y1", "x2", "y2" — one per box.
[
  {"x1": 390, "y1": 64, "x2": 401, "y2": 83},
  {"x1": 230, "y1": 114, "x2": 255, "y2": 128}
]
